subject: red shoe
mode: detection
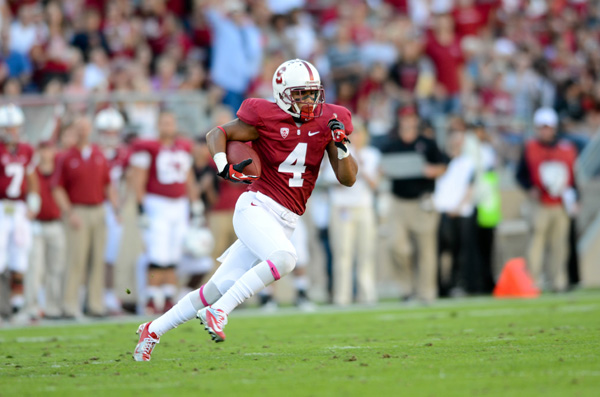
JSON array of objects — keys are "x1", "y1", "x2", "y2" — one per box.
[
  {"x1": 197, "y1": 307, "x2": 228, "y2": 342},
  {"x1": 133, "y1": 322, "x2": 160, "y2": 361}
]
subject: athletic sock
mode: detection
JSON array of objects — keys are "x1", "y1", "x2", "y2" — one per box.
[
  {"x1": 212, "y1": 261, "x2": 275, "y2": 315},
  {"x1": 149, "y1": 290, "x2": 200, "y2": 337}
]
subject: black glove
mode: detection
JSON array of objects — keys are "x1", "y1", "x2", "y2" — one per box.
[{"x1": 218, "y1": 159, "x2": 258, "y2": 184}]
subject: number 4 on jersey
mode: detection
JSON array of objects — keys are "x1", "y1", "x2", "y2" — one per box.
[{"x1": 278, "y1": 143, "x2": 307, "y2": 187}]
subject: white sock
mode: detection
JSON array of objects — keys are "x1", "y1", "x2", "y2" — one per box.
[
  {"x1": 212, "y1": 261, "x2": 274, "y2": 315},
  {"x1": 149, "y1": 290, "x2": 202, "y2": 337}
]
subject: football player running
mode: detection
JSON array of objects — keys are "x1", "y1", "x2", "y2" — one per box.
[{"x1": 134, "y1": 59, "x2": 357, "y2": 361}]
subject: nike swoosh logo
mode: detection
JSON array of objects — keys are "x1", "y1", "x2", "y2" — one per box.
[
  {"x1": 308, "y1": 131, "x2": 320, "y2": 136},
  {"x1": 251, "y1": 202, "x2": 257, "y2": 206}
]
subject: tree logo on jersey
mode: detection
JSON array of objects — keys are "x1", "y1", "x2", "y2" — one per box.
[{"x1": 280, "y1": 127, "x2": 289, "y2": 139}]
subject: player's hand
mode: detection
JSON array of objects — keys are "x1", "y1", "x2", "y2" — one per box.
[
  {"x1": 218, "y1": 159, "x2": 259, "y2": 184},
  {"x1": 328, "y1": 116, "x2": 350, "y2": 160}
]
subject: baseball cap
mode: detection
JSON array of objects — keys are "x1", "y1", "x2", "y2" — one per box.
[{"x1": 533, "y1": 107, "x2": 558, "y2": 128}]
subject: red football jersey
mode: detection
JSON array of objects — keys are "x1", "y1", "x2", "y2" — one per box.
[
  {"x1": 0, "y1": 142, "x2": 35, "y2": 201},
  {"x1": 237, "y1": 98, "x2": 353, "y2": 215},
  {"x1": 131, "y1": 138, "x2": 193, "y2": 199}
]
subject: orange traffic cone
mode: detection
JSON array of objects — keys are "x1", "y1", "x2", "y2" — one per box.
[{"x1": 493, "y1": 257, "x2": 540, "y2": 298}]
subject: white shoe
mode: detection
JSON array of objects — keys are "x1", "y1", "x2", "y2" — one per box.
[
  {"x1": 197, "y1": 307, "x2": 228, "y2": 342},
  {"x1": 133, "y1": 322, "x2": 160, "y2": 361}
]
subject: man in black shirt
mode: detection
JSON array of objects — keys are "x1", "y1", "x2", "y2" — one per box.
[{"x1": 381, "y1": 106, "x2": 447, "y2": 302}]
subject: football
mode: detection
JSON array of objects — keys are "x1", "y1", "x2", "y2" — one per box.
[{"x1": 226, "y1": 141, "x2": 262, "y2": 178}]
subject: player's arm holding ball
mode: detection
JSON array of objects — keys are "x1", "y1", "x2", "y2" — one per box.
[
  {"x1": 206, "y1": 118, "x2": 260, "y2": 184},
  {"x1": 326, "y1": 116, "x2": 358, "y2": 187}
]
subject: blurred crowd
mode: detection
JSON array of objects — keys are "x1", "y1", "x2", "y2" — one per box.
[
  {"x1": 0, "y1": 0, "x2": 599, "y2": 156},
  {"x1": 0, "y1": 0, "x2": 597, "y2": 322}
]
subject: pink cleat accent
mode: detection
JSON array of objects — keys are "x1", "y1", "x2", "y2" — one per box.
[
  {"x1": 133, "y1": 322, "x2": 160, "y2": 361},
  {"x1": 197, "y1": 307, "x2": 228, "y2": 342},
  {"x1": 199, "y1": 285, "x2": 209, "y2": 307}
]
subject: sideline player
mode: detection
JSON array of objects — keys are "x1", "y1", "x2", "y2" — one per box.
[
  {"x1": 0, "y1": 104, "x2": 40, "y2": 316},
  {"x1": 95, "y1": 107, "x2": 129, "y2": 314},
  {"x1": 129, "y1": 111, "x2": 202, "y2": 314},
  {"x1": 134, "y1": 59, "x2": 358, "y2": 361}
]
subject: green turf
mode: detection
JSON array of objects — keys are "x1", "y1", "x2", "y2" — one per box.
[{"x1": 1, "y1": 291, "x2": 600, "y2": 396}]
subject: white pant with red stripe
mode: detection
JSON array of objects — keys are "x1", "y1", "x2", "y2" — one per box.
[
  {"x1": 0, "y1": 200, "x2": 32, "y2": 273},
  {"x1": 210, "y1": 191, "x2": 298, "y2": 295}
]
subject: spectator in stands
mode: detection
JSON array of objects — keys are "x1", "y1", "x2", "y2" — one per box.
[
  {"x1": 425, "y1": 12, "x2": 464, "y2": 115},
  {"x1": 83, "y1": 47, "x2": 110, "y2": 91},
  {"x1": 202, "y1": 0, "x2": 262, "y2": 111},
  {"x1": 70, "y1": 8, "x2": 109, "y2": 61},
  {"x1": 53, "y1": 115, "x2": 118, "y2": 318},
  {"x1": 327, "y1": 21, "x2": 362, "y2": 89},
  {"x1": 151, "y1": 55, "x2": 182, "y2": 91},
  {"x1": 516, "y1": 108, "x2": 578, "y2": 292},
  {"x1": 381, "y1": 106, "x2": 447, "y2": 303},
  {"x1": 357, "y1": 62, "x2": 397, "y2": 149},
  {"x1": 0, "y1": 27, "x2": 32, "y2": 90},
  {"x1": 8, "y1": 3, "x2": 44, "y2": 56}
]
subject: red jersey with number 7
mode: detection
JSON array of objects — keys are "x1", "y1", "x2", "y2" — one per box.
[
  {"x1": 0, "y1": 142, "x2": 35, "y2": 201},
  {"x1": 236, "y1": 98, "x2": 353, "y2": 215}
]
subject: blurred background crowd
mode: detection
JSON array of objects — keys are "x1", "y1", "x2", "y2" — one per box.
[{"x1": 1, "y1": 0, "x2": 600, "y2": 323}]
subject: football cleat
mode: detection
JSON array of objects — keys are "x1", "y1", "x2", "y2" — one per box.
[
  {"x1": 133, "y1": 322, "x2": 160, "y2": 361},
  {"x1": 197, "y1": 307, "x2": 228, "y2": 342}
]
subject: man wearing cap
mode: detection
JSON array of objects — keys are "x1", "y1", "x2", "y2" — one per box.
[
  {"x1": 381, "y1": 106, "x2": 447, "y2": 303},
  {"x1": 516, "y1": 107, "x2": 578, "y2": 292}
]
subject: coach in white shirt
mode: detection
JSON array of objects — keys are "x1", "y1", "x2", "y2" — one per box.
[{"x1": 326, "y1": 120, "x2": 380, "y2": 305}]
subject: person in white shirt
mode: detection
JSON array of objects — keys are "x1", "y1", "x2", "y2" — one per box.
[
  {"x1": 326, "y1": 119, "x2": 380, "y2": 305},
  {"x1": 433, "y1": 130, "x2": 478, "y2": 297}
]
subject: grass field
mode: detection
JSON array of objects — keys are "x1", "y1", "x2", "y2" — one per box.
[{"x1": 1, "y1": 291, "x2": 599, "y2": 397}]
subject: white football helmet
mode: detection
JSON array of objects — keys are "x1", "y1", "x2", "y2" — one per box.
[
  {"x1": 94, "y1": 107, "x2": 125, "y2": 131},
  {"x1": 0, "y1": 104, "x2": 25, "y2": 127},
  {"x1": 272, "y1": 59, "x2": 324, "y2": 120},
  {"x1": 183, "y1": 226, "x2": 215, "y2": 258}
]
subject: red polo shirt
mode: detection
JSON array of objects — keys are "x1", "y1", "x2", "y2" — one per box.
[{"x1": 54, "y1": 145, "x2": 110, "y2": 205}]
